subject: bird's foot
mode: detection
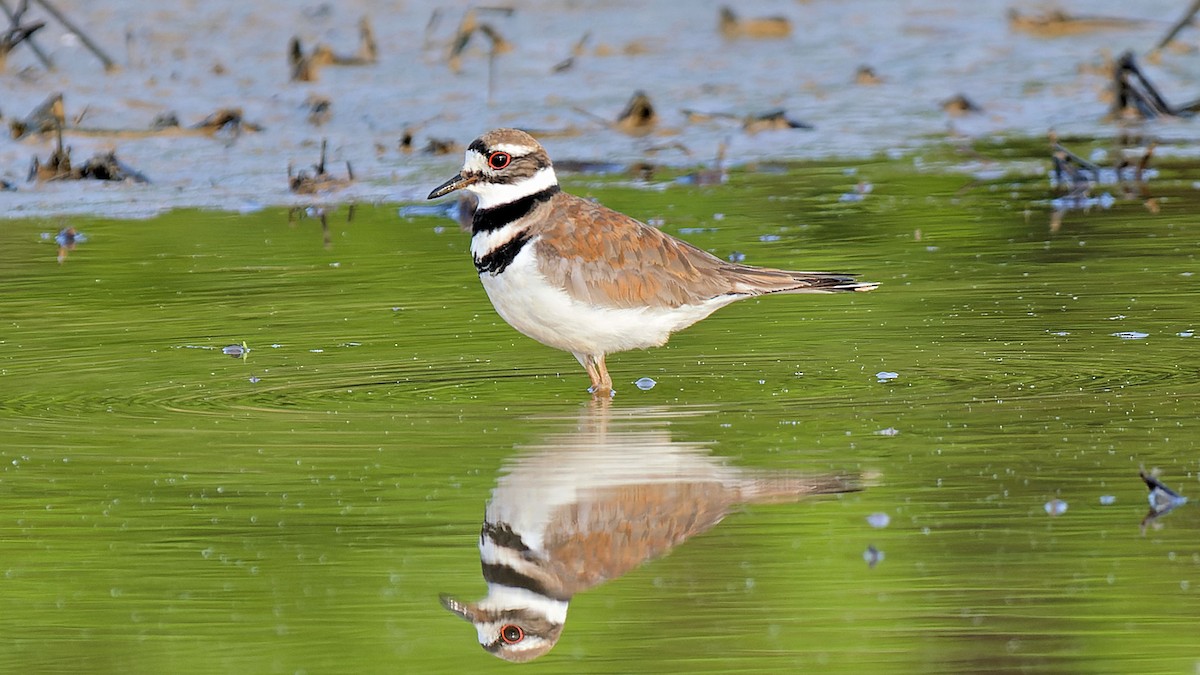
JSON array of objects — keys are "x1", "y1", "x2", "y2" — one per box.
[{"x1": 587, "y1": 385, "x2": 616, "y2": 399}]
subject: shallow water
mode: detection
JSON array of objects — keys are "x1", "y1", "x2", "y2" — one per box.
[{"x1": 2, "y1": 147, "x2": 1199, "y2": 673}]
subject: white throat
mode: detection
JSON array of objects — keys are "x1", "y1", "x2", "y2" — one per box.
[
  {"x1": 469, "y1": 166, "x2": 558, "y2": 210},
  {"x1": 481, "y1": 584, "x2": 569, "y2": 625}
]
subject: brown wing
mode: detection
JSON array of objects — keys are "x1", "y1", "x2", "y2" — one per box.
[
  {"x1": 534, "y1": 191, "x2": 870, "y2": 309},
  {"x1": 536, "y1": 482, "x2": 737, "y2": 598}
]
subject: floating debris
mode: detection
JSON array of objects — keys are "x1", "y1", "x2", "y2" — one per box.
[
  {"x1": 289, "y1": 16, "x2": 377, "y2": 82},
  {"x1": 855, "y1": 65, "x2": 883, "y2": 86},
  {"x1": 28, "y1": 126, "x2": 150, "y2": 184},
  {"x1": 248, "y1": 375, "x2": 261, "y2": 384},
  {"x1": 1140, "y1": 470, "x2": 1187, "y2": 531},
  {"x1": 839, "y1": 181, "x2": 873, "y2": 203},
  {"x1": 421, "y1": 137, "x2": 461, "y2": 155},
  {"x1": 551, "y1": 31, "x2": 590, "y2": 73},
  {"x1": 863, "y1": 544, "x2": 884, "y2": 568},
  {"x1": 866, "y1": 512, "x2": 890, "y2": 528},
  {"x1": 1099, "y1": 495, "x2": 1117, "y2": 505},
  {"x1": 614, "y1": 90, "x2": 657, "y2": 136},
  {"x1": 222, "y1": 342, "x2": 249, "y2": 359},
  {"x1": 288, "y1": 139, "x2": 353, "y2": 194},
  {"x1": 742, "y1": 109, "x2": 812, "y2": 133},
  {"x1": 9, "y1": 92, "x2": 63, "y2": 139},
  {"x1": 77, "y1": 151, "x2": 150, "y2": 182},
  {"x1": 1111, "y1": 331, "x2": 1149, "y2": 340},
  {"x1": 446, "y1": 7, "x2": 513, "y2": 74},
  {"x1": 873, "y1": 427, "x2": 900, "y2": 437},
  {"x1": 1044, "y1": 498, "x2": 1068, "y2": 516},
  {"x1": 0, "y1": 2, "x2": 46, "y2": 73},
  {"x1": 718, "y1": 6, "x2": 791, "y2": 39},
  {"x1": 1007, "y1": 9, "x2": 1144, "y2": 37},
  {"x1": 1111, "y1": 51, "x2": 1200, "y2": 120},
  {"x1": 151, "y1": 111, "x2": 181, "y2": 130},
  {"x1": 634, "y1": 377, "x2": 657, "y2": 391},
  {"x1": 875, "y1": 371, "x2": 899, "y2": 382},
  {"x1": 682, "y1": 108, "x2": 811, "y2": 134},
  {"x1": 674, "y1": 141, "x2": 728, "y2": 186},
  {"x1": 727, "y1": 251, "x2": 745, "y2": 263},
  {"x1": 52, "y1": 226, "x2": 84, "y2": 263},
  {"x1": 26, "y1": 0, "x2": 117, "y2": 71},
  {"x1": 942, "y1": 94, "x2": 982, "y2": 116},
  {"x1": 1142, "y1": 471, "x2": 1187, "y2": 513},
  {"x1": 1048, "y1": 133, "x2": 1156, "y2": 223},
  {"x1": 1155, "y1": 1, "x2": 1200, "y2": 51},
  {"x1": 192, "y1": 108, "x2": 264, "y2": 137},
  {"x1": 305, "y1": 94, "x2": 332, "y2": 126}
]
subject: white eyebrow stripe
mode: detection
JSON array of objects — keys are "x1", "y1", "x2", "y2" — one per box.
[{"x1": 489, "y1": 143, "x2": 537, "y2": 156}]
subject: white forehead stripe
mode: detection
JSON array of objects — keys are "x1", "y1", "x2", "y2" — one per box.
[
  {"x1": 469, "y1": 166, "x2": 559, "y2": 210},
  {"x1": 463, "y1": 149, "x2": 488, "y2": 174}
]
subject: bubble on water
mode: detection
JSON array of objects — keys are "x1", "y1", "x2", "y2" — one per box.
[
  {"x1": 866, "y1": 512, "x2": 891, "y2": 528},
  {"x1": 1111, "y1": 331, "x2": 1149, "y2": 340},
  {"x1": 1099, "y1": 495, "x2": 1116, "y2": 505},
  {"x1": 1044, "y1": 498, "x2": 1068, "y2": 516},
  {"x1": 635, "y1": 377, "x2": 656, "y2": 390},
  {"x1": 875, "y1": 371, "x2": 899, "y2": 382},
  {"x1": 758, "y1": 234, "x2": 781, "y2": 242},
  {"x1": 222, "y1": 343, "x2": 248, "y2": 358},
  {"x1": 874, "y1": 427, "x2": 900, "y2": 436}
]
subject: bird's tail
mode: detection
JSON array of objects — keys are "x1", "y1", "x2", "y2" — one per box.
[
  {"x1": 737, "y1": 471, "x2": 861, "y2": 505},
  {"x1": 726, "y1": 267, "x2": 879, "y2": 294}
]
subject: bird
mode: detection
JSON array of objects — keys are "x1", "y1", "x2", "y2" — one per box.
[
  {"x1": 427, "y1": 128, "x2": 878, "y2": 396},
  {"x1": 439, "y1": 407, "x2": 858, "y2": 662}
]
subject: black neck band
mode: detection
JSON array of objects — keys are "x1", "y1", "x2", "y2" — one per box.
[{"x1": 471, "y1": 185, "x2": 559, "y2": 234}]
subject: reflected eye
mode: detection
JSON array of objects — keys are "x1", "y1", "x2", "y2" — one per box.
[
  {"x1": 500, "y1": 624, "x2": 524, "y2": 644},
  {"x1": 488, "y1": 151, "x2": 512, "y2": 170}
]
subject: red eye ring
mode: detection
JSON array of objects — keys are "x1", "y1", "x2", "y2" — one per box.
[
  {"x1": 488, "y1": 151, "x2": 512, "y2": 170},
  {"x1": 500, "y1": 624, "x2": 524, "y2": 644}
]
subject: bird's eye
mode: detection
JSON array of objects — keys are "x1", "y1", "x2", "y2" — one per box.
[
  {"x1": 500, "y1": 624, "x2": 524, "y2": 644},
  {"x1": 488, "y1": 151, "x2": 512, "y2": 170}
]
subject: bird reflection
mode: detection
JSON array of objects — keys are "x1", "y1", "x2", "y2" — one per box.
[{"x1": 440, "y1": 406, "x2": 858, "y2": 662}]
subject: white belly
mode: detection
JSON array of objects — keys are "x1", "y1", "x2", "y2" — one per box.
[{"x1": 479, "y1": 244, "x2": 728, "y2": 357}]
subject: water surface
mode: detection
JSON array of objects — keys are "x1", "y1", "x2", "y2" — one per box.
[{"x1": 2, "y1": 150, "x2": 1199, "y2": 672}]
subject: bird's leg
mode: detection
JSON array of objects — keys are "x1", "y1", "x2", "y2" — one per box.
[{"x1": 577, "y1": 353, "x2": 615, "y2": 398}]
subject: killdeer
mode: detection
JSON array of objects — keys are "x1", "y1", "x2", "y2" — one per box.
[
  {"x1": 440, "y1": 408, "x2": 858, "y2": 662},
  {"x1": 427, "y1": 128, "x2": 878, "y2": 396}
]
